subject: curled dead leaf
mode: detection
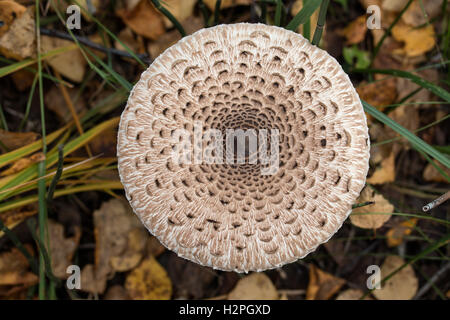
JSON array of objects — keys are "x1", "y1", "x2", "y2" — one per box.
[
  {"x1": 116, "y1": 0, "x2": 165, "y2": 40},
  {"x1": 0, "y1": 129, "x2": 39, "y2": 151},
  {"x1": 0, "y1": 6, "x2": 35, "y2": 60},
  {"x1": 306, "y1": 264, "x2": 346, "y2": 300},
  {"x1": 1, "y1": 152, "x2": 45, "y2": 176},
  {"x1": 0, "y1": 0, "x2": 26, "y2": 37},
  {"x1": 392, "y1": 23, "x2": 435, "y2": 57}
]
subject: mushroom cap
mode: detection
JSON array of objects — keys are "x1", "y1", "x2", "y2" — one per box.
[{"x1": 117, "y1": 23, "x2": 370, "y2": 272}]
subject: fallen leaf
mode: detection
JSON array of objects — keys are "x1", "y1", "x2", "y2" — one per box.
[
  {"x1": 228, "y1": 273, "x2": 279, "y2": 300},
  {"x1": 0, "y1": 206, "x2": 37, "y2": 234},
  {"x1": 44, "y1": 85, "x2": 87, "y2": 123},
  {"x1": 11, "y1": 68, "x2": 35, "y2": 91},
  {"x1": 80, "y1": 264, "x2": 107, "y2": 294},
  {"x1": 423, "y1": 162, "x2": 450, "y2": 183},
  {"x1": 402, "y1": 0, "x2": 443, "y2": 27},
  {"x1": 306, "y1": 264, "x2": 346, "y2": 300},
  {"x1": 45, "y1": 220, "x2": 81, "y2": 279},
  {"x1": 392, "y1": 22, "x2": 435, "y2": 57},
  {"x1": 0, "y1": 6, "x2": 35, "y2": 60},
  {"x1": 41, "y1": 36, "x2": 87, "y2": 83},
  {"x1": 382, "y1": 0, "x2": 409, "y2": 12},
  {"x1": 357, "y1": 78, "x2": 397, "y2": 110},
  {"x1": 0, "y1": 0, "x2": 26, "y2": 37},
  {"x1": 336, "y1": 288, "x2": 373, "y2": 300},
  {"x1": 339, "y1": 15, "x2": 368, "y2": 45},
  {"x1": 114, "y1": 27, "x2": 145, "y2": 58},
  {"x1": 351, "y1": 187, "x2": 394, "y2": 229},
  {"x1": 104, "y1": 285, "x2": 130, "y2": 300},
  {"x1": 386, "y1": 218, "x2": 418, "y2": 247},
  {"x1": 159, "y1": 0, "x2": 196, "y2": 28},
  {"x1": 0, "y1": 245, "x2": 37, "y2": 286},
  {"x1": 125, "y1": 256, "x2": 172, "y2": 300},
  {"x1": 89, "y1": 125, "x2": 117, "y2": 157},
  {"x1": 117, "y1": 0, "x2": 165, "y2": 40},
  {"x1": 165, "y1": 254, "x2": 216, "y2": 299},
  {"x1": 0, "y1": 129, "x2": 39, "y2": 150},
  {"x1": 203, "y1": 0, "x2": 251, "y2": 10},
  {"x1": 80, "y1": 198, "x2": 149, "y2": 294},
  {"x1": 367, "y1": 151, "x2": 396, "y2": 185},
  {"x1": 373, "y1": 255, "x2": 418, "y2": 300},
  {"x1": 1, "y1": 152, "x2": 45, "y2": 176},
  {"x1": 110, "y1": 227, "x2": 147, "y2": 272},
  {"x1": 148, "y1": 15, "x2": 203, "y2": 58}
]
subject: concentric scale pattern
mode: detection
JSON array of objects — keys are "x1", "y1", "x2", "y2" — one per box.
[{"x1": 118, "y1": 23, "x2": 370, "y2": 272}]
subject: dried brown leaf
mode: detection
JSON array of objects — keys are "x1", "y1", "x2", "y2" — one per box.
[
  {"x1": 227, "y1": 273, "x2": 279, "y2": 300},
  {"x1": 351, "y1": 187, "x2": 394, "y2": 229}
]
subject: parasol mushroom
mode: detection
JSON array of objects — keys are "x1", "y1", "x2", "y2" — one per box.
[{"x1": 117, "y1": 23, "x2": 370, "y2": 272}]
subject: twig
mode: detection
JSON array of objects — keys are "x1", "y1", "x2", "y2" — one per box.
[
  {"x1": 423, "y1": 191, "x2": 450, "y2": 212},
  {"x1": 39, "y1": 28, "x2": 152, "y2": 64},
  {"x1": 414, "y1": 261, "x2": 450, "y2": 299}
]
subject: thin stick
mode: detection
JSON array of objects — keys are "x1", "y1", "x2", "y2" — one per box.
[
  {"x1": 39, "y1": 28, "x2": 152, "y2": 64},
  {"x1": 414, "y1": 262, "x2": 450, "y2": 299},
  {"x1": 422, "y1": 191, "x2": 450, "y2": 212}
]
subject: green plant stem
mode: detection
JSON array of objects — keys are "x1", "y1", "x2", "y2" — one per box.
[
  {"x1": 286, "y1": 0, "x2": 322, "y2": 32},
  {"x1": 0, "y1": 103, "x2": 8, "y2": 131},
  {"x1": 19, "y1": 75, "x2": 38, "y2": 131},
  {"x1": 275, "y1": 0, "x2": 282, "y2": 26},
  {"x1": 35, "y1": 0, "x2": 48, "y2": 300},
  {"x1": 198, "y1": 0, "x2": 210, "y2": 27},
  {"x1": 214, "y1": 0, "x2": 222, "y2": 25},
  {"x1": 260, "y1": 0, "x2": 267, "y2": 23},
  {"x1": 150, "y1": 0, "x2": 186, "y2": 37},
  {"x1": 312, "y1": 0, "x2": 329, "y2": 45}
]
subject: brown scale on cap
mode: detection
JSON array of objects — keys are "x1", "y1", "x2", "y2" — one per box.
[{"x1": 117, "y1": 23, "x2": 370, "y2": 272}]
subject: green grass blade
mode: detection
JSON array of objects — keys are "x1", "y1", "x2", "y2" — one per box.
[
  {"x1": 362, "y1": 101, "x2": 450, "y2": 168},
  {"x1": 286, "y1": 0, "x2": 322, "y2": 32}
]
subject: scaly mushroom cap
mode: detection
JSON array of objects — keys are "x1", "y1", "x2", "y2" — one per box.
[{"x1": 118, "y1": 23, "x2": 370, "y2": 272}]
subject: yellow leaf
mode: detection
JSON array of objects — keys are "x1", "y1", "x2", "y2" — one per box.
[
  {"x1": 373, "y1": 256, "x2": 418, "y2": 300},
  {"x1": 228, "y1": 273, "x2": 278, "y2": 300},
  {"x1": 351, "y1": 187, "x2": 394, "y2": 229},
  {"x1": 0, "y1": 0, "x2": 26, "y2": 37},
  {"x1": 392, "y1": 23, "x2": 435, "y2": 57},
  {"x1": 125, "y1": 257, "x2": 172, "y2": 300},
  {"x1": 367, "y1": 152, "x2": 395, "y2": 185},
  {"x1": 339, "y1": 15, "x2": 368, "y2": 45},
  {"x1": 386, "y1": 218, "x2": 417, "y2": 247},
  {"x1": 1, "y1": 153, "x2": 45, "y2": 176}
]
